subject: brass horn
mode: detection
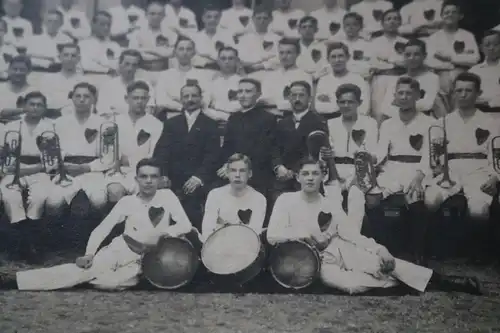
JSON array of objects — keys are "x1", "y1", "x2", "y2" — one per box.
[
  {"x1": 306, "y1": 130, "x2": 340, "y2": 185},
  {"x1": 428, "y1": 117, "x2": 456, "y2": 189},
  {"x1": 37, "y1": 125, "x2": 72, "y2": 187},
  {"x1": 492, "y1": 135, "x2": 500, "y2": 174},
  {"x1": 99, "y1": 114, "x2": 122, "y2": 177},
  {"x1": 1, "y1": 121, "x2": 24, "y2": 190}
]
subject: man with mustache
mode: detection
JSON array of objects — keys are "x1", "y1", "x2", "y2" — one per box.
[
  {"x1": 267, "y1": 157, "x2": 482, "y2": 295},
  {"x1": 153, "y1": 82, "x2": 220, "y2": 231}
]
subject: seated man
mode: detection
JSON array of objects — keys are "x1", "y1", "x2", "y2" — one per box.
[
  {"x1": 219, "y1": 0, "x2": 253, "y2": 37},
  {"x1": 372, "y1": 77, "x2": 436, "y2": 263},
  {"x1": 399, "y1": 0, "x2": 444, "y2": 39},
  {"x1": 295, "y1": 16, "x2": 328, "y2": 76},
  {"x1": 350, "y1": 0, "x2": 393, "y2": 38},
  {"x1": 269, "y1": 0, "x2": 305, "y2": 38},
  {"x1": 266, "y1": 157, "x2": 482, "y2": 295},
  {"x1": 108, "y1": 0, "x2": 146, "y2": 43},
  {"x1": 16, "y1": 158, "x2": 197, "y2": 291},
  {"x1": 325, "y1": 83, "x2": 378, "y2": 233},
  {"x1": 468, "y1": 30, "x2": 500, "y2": 117},
  {"x1": 163, "y1": 0, "x2": 198, "y2": 36},
  {"x1": 106, "y1": 80, "x2": 163, "y2": 205},
  {"x1": 201, "y1": 153, "x2": 267, "y2": 241},
  {"x1": 2, "y1": 0, "x2": 33, "y2": 48},
  {"x1": 58, "y1": 0, "x2": 92, "y2": 41},
  {"x1": 310, "y1": 0, "x2": 346, "y2": 41}
]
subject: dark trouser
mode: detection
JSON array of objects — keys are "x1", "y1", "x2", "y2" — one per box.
[
  {"x1": 406, "y1": 201, "x2": 430, "y2": 264},
  {"x1": 175, "y1": 186, "x2": 207, "y2": 232}
]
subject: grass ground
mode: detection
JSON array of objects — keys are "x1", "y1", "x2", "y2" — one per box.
[{"x1": 1, "y1": 252, "x2": 500, "y2": 333}]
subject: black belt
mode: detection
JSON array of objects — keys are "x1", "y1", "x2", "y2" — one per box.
[
  {"x1": 476, "y1": 105, "x2": 500, "y2": 114},
  {"x1": 388, "y1": 155, "x2": 422, "y2": 163},
  {"x1": 334, "y1": 156, "x2": 354, "y2": 164},
  {"x1": 123, "y1": 234, "x2": 147, "y2": 255},
  {"x1": 32, "y1": 64, "x2": 62, "y2": 73},
  {"x1": 448, "y1": 152, "x2": 487, "y2": 160},
  {"x1": 65, "y1": 155, "x2": 97, "y2": 164},
  {"x1": 19, "y1": 156, "x2": 42, "y2": 165}
]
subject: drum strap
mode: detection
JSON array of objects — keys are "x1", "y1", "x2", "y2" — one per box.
[{"x1": 122, "y1": 234, "x2": 147, "y2": 255}]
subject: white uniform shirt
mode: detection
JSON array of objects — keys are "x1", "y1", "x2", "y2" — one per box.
[
  {"x1": 309, "y1": 6, "x2": 347, "y2": 41},
  {"x1": 208, "y1": 72, "x2": 243, "y2": 115},
  {"x1": 400, "y1": 0, "x2": 443, "y2": 35},
  {"x1": 327, "y1": 115, "x2": 378, "y2": 180},
  {"x1": 315, "y1": 71, "x2": 371, "y2": 116},
  {"x1": 128, "y1": 25, "x2": 178, "y2": 52},
  {"x1": 236, "y1": 31, "x2": 281, "y2": 65},
  {"x1": 350, "y1": 0, "x2": 393, "y2": 35},
  {"x1": 369, "y1": 34, "x2": 408, "y2": 67},
  {"x1": 0, "y1": 82, "x2": 38, "y2": 112},
  {"x1": 426, "y1": 28, "x2": 480, "y2": 69},
  {"x1": 163, "y1": 4, "x2": 198, "y2": 35},
  {"x1": 191, "y1": 29, "x2": 236, "y2": 63},
  {"x1": 58, "y1": 5, "x2": 91, "y2": 40},
  {"x1": 79, "y1": 37, "x2": 122, "y2": 73},
  {"x1": 25, "y1": 32, "x2": 73, "y2": 69},
  {"x1": 115, "y1": 112, "x2": 163, "y2": 172},
  {"x1": 376, "y1": 112, "x2": 435, "y2": 177},
  {"x1": 41, "y1": 72, "x2": 87, "y2": 110},
  {"x1": 296, "y1": 40, "x2": 328, "y2": 74},
  {"x1": 219, "y1": 7, "x2": 253, "y2": 36},
  {"x1": 4, "y1": 117, "x2": 55, "y2": 157},
  {"x1": 202, "y1": 185, "x2": 267, "y2": 239},
  {"x1": 54, "y1": 112, "x2": 105, "y2": 158},
  {"x1": 108, "y1": 5, "x2": 147, "y2": 37},
  {"x1": 0, "y1": 43, "x2": 18, "y2": 72},
  {"x1": 95, "y1": 76, "x2": 156, "y2": 114},
  {"x1": 379, "y1": 71, "x2": 440, "y2": 117},
  {"x1": 269, "y1": 9, "x2": 305, "y2": 38},
  {"x1": 469, "y1": 61, "x2": 500, "y2": 107},
  {"x1": 155, "y1": 67, "x2": 213, "y2": 111},
  {"x1": 249, "y1": 67, "x2": 313, "y2": 111},
  {"x1": 2, "y1": 16, "x2": 33, "y2": 47},
  {"x1": 85, "y1": 190, "x2": 193, "y2": 256}
]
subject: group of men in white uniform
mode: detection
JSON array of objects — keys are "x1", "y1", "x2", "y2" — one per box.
[{"x1": 0, "y1": 0, "x2": 498, "y2": 294}]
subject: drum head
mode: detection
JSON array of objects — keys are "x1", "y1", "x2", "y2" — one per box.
[
  {"x1": 142, "y1": 237, "x2": 199, "y2": 289},
  {"x1": 269, "y1": 241, "x2": 320, "y2": 289},
  {"x1": 201, "y1": 225, "x2": 260, "y2": 275}
]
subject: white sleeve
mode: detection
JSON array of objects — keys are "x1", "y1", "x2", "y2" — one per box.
[
  {"x1": 416, "y1": 74, "x2": 440, "y2": 112},
  {"x1": 315, "y1": 77, "x2": 338, "y2": 115},
  {"x1": 450, "y1": 32, "x2": 480, "y2": 67},
  {"x1": 266, "y1": 194, "x2": 292, "y2": 245},
  {"x1": 163, "y1": 191, "x2": 193, "y2": 237},
  {"x1": 248, "y1": 192, "x2": 267, "y2": 235},
  {"x1": 201, "y1": 190, "x2": 220, "y2": 239},
  {"x1": 358, "y1": 77, "x2": 371, "y2": 116}
]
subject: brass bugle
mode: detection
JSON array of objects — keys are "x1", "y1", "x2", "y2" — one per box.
[
  {"x1": 428, "y1": 117, "x2": 455, "y2": 189},
  {"x1": 99, "y1": 115, "x2": 122, "y2": 176},
  {"x1": 1, "y1": 121, "x2": 23, "y2": 189},
  {"x1": 492, "y1": 135, "x2": 500, "y2": 174},
  {"x1": 37, "y1": 127, "x2": 72, "y2": 186}
]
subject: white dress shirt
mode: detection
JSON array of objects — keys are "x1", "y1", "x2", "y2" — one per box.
[
  {"x1": 310, "y1": 6, "x2": 347, "y2": 41},
  {"x1": 163, "y1": 4, "x2": 198, "y2": 35},
  {"x1": 108, "y1": 5, "x2": 147, "y2": 37},
  {"x1": 315, "y1": 71, "x2": 371, "y2": 116},
  {"x1": 350, "y1": 0, "x2": 393, "y2": 35},
  {"x1": 184, "y1": 109, "x2": 201, "y2": 131},
  {"x1": 219, "y1": 7, "x2": 253, "y2": 36},
  {"x1": 58, "y1": 5, "x2": 91, "y2": 40},
  {"x1": 269, "y1": 9, "x2": 305, "y2": 38}
]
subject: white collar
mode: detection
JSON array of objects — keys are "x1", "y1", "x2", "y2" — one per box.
[
  {"x1": 184, "y1": 109, "x2": 201, "y2": 118},
  {"x1": 293, "y1": 109, "x2": 309, "y2": 122}
]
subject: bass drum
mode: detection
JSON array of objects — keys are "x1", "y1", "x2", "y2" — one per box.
[
  {"x1": 142, "y1": 236, "x2": 200, "y2": 290},
  {"x1": 268, "y1": 240, "x2": 321, "y2": 290},
  {"x1": 201, "y1": 224, "x2": 265, "y2": 285}
]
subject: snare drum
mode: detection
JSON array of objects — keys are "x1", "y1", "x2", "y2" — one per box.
[
  {"x1": 141, "y1": 236, "x2": 200, "y2": 290},
  {"x1": 201, "y1": 224, "x2": 266, "y2": 285},
  {"x1": 268, "y1": 240, "x2": 321, "y2": 290}
]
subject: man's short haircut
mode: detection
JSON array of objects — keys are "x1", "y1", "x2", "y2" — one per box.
[
  {"x1": 327, "y1": 42, "x2": 349, "y2": 57},
  {"x1": 396, "y1": 76, "x2": 421, "y2": 92},
  {"x1": 46, "y1": 9, "x2": 64, "y2": 21},
  {"x1": 218, "y1": 46, "x2": 239, "y2": 58},
  {"x1": 343, "y1": 12, "x2": 363, "y2": 26},
  {"x1": 181, "y1": 82, "x2": 203, "y2": 96},
  {"x1": 174, "y1": 36, "x2": 195, "y2": 49},
  {"x1": 119, "y1": 49, "x2": 143, "y2": 65},
  {"x1": 203, "y1": 2, "x2": 221, "y2": 13},
  {"x1": 93, "y1": 10, "x2": 112, "y2": 23},
  {"x1": 381, "y1": 9, "x2": 401, "y2": 22},
  {"x1": 336, "y1": 83, "x2": 362, "y2": 101},
  {"x1": 70, "y1": 82, "x2": 98, "y2": 99},
  {"x1": 9, "y1": 55, "x2": 32, "y2": 71},
  {"x1": 227, "y1": 153, "x2": 252, "y2": 171},
  {"x1": 22, "y1": 91, "x2": 47, "y2": 107},
  {"x1": 239, "y1": 78, "x2": 262, "y2": 93},
  {"x1": 278, "y1": 37, "x2": 301, "y2": 54},
  {"x1": 59, "y1": 43, "x2": 81, "y2": 53},
  {"x1": 253, "y1": 4, "x2": 272, "y2": 17},
  {"x1": 127, "y1": 80, "x2": 150, "y2": 94},
  {"x1": 453, "y1": 72, "x2": 482, "y2": 91},
  {"x1": 404, "y1": 39, "x2": 427, "y2": 54},
  {"x1": 289, "y1": 80, "x2": 312, "y2": 96},
  {"x1": 136, "y1": 158, "x2": 162, "y2": 175},
  {"x1": 441, "y1": 0, "x2": 462, "y2": 15},
  {"x1": 298, "y1": 156, "x2": 322, "y2": 171},
  {"x1": 299, "y1": 15, "x2": 318, "y2": 27}
]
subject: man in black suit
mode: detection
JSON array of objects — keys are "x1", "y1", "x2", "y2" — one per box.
[
  {"x1": 272, "y1": 80, "x2": 330, "y2": 198},
  {"x1": 218, "y1": 78, "x2": 279, "y2": 199},
  {"x1": 153, "y1": 82, "x2": 220, "y2": 230}
]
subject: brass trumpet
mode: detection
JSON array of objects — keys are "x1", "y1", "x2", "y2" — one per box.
[
  {"x1": 1, "y1": 121, "x2": 23, "y2": 189},
  {"x1": 99, "y1": 116, "x2": 122, "y2": 177},
  {"x1": 492, "y1": 135, "x2": 500, "y2": 174},
  {"x1": 37, "y1": 125, "x2": 72, "y2": 187},
  {"x1": 306, "y1": 130, "x2": 340, "y2": 185},
  {"x1": 428, "y1": 117, "x2": 455, "y2": 189}
]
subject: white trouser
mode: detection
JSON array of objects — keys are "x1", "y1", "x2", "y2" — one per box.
[
  {"x1": 320, "y1": 237, "x2": 433, "y2": 294},
  {"x1": 58, "y1": 172, "x2": 109, "y2": 210},
  {"x1": 1, "y1": 173, "x2": 66, "y2": 223},
  {"x1": 16, "y1": 235, "x2": 141, "y2": 291},
  {"x1": 105, "y1": 167, "x2": 139, "y2": 195}
]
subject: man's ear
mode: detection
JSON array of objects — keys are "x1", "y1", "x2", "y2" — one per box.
[{"x1": 248, "y1": 170, "x2": 253, "y2": 180}]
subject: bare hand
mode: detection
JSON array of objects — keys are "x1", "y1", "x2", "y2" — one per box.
[
  {"x1": 480, "y1": 176, "x2": 498, "y2": 197},
  {"x1": 406, "y1": 172, "x2": 425, "y2": 200},
  {"x1": 276, "y1": 165, "x2": 292, "y2": 181},
  {"x1": 434, "y1": 52, "x2": 452, "y2": 62},
  {"x1": 377, "y1": 247, "x2": 395, "y2": 274},
  {"x1": 183, "y1": 176, "x2": 202, "y2": 195},
  {"x1": 217, "y1": 164, "x2": 228, "y2": 179},
  {"x1": 75, "y1": 254, "x2": 94, "y2": 269},
  {"x1": 311, "y1": 233, "x2": 331, "y2": 251}
]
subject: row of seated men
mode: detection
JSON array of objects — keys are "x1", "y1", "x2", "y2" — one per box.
[
  {"x1": 0, "y1": 70, "x2": 499, "y2": 267},
  {"x1": 1, "y1": 0, "x2": 500, "y2": 123}
]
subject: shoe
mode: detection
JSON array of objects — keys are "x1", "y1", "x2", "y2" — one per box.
[{"x1": 442, "y1": 275, "x2": 483, "y2": 295}]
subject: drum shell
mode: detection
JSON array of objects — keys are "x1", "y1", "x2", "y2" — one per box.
[
  {"x1": 268, "y1": 240, "x2": 321, "y2": 290},
  {"x1": 141, "y1": 236, "x2": 200, "y2": 290},
  {"x1": 201, "y1": 225, "x2": 266, "y2": 286}
]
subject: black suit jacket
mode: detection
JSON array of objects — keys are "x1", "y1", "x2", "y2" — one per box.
[
  {"x1": 221, "y1": 105, "x2": 279, "y2": 192},
  {"x1": 275, "y1": 110, "x2": 328, "y2": 172},
  {"x1": 153, "y1": 112, "x2": 220, "y2": 190}
]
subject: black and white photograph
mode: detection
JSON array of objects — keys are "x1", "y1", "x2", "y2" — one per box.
[{"x1": 0, "y1": 0, "x2": 499, "y2": 331}]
